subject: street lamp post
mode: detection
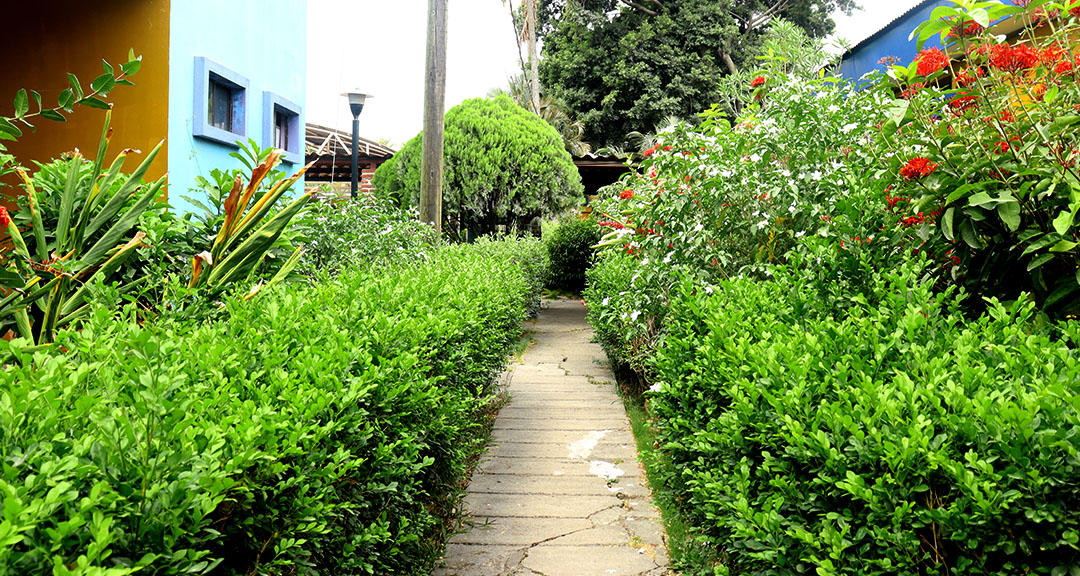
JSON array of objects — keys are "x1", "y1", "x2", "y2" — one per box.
[{"x1": 341, "y1": 91, "x2": 372, "y2": 198}]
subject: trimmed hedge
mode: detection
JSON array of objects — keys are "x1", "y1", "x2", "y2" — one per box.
[
  {"x1": 649, "y1": 263, "x2": 1080, "y2": 575},
  {"x1": 0, "y1": 237, "x2": 544, "y2": 575},
  {"x1": 544, "y1": 216, "x2": 600, "y2": 294}
]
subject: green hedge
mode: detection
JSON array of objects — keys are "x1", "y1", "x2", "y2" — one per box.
[
  {"x1": 0, "y1": 238, "x2": 544, "y2": 575},
  {"x1": 544, "y1": 216, "x2": 600, "y2": 294},
  {"x1": 649, "y1": 264, "x2": 1080, "y2": 575}
]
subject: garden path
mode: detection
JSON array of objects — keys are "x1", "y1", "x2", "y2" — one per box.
[{"x1": 434, "y1": 299, "x2": 671, "y2": 576}]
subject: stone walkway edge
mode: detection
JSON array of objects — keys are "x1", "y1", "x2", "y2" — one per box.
[{"x1": 434, "y1": 299, "x2": 671, "y2": 576}]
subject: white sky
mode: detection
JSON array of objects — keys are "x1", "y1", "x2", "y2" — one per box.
[{"x1": 305, "y1": 0, "x2": 926, "y2": 148}]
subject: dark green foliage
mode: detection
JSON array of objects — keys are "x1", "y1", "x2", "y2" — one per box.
[
  {"x1": 0, "y1": 238, "x2": 546, "y2": 575},
  {"x1": 649, "y1": 261, "x2": 1080, "y2": 575},
  {"x1": 538, "y1": 0, "x2": 855, "y2": 147},
  {"x1": 544, "y1": 216, "x2": 600, "y2": 293},
  {"x1": 373, "y1": 95, "x2": 583, "y2": 238}
]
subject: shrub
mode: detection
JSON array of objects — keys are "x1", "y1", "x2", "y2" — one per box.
[
  {"x1": 878, "y1": 1, "x2": 1080, "y2": 317},
  {"x1": 295, "y1": 192, "x2": 440, "y2": 276},
  {"x1": 0, "y1": 238, "x2": 544, "y2": 575},
  {"x1": 372, "y1": 94, "x2": 583, "y2": 238},
  {"x1": 649, "y1": 260, "x2": 1080, "y2": 575},
  {"x1": 544, "y1": 215, "x2": 600, "y2": 293}
]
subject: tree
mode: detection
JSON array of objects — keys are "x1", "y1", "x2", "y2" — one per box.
[
  {"x1": 373, "y1": 95, "x2": 583, "y2": 238},
  {"x1": 538, "y1": 0, "x2": 856, "y2": 147},
  {"x1": 490, "y1": 74, "x2": 593, "y2": 157}
]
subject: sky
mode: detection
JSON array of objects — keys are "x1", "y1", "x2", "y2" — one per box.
[{"x1": 305, "y1": 1, "x2": 927, "y2": 149}]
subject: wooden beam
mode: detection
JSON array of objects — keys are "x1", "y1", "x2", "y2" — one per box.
[{"x1": 420, "y1": 0, "x2": 448, "y2": 233}]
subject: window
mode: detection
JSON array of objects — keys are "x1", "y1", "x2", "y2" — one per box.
[
  {"x1": 262, "y1": 92, "x2": 302, "y2": 164},
  {"x1": 194, "y1": 57, "x2": 249, "y2": 147}
]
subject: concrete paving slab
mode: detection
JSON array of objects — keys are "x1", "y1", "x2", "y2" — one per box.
[
  {"x1": 484, "y1": 441, "x2": 639, "y2": 461},
  {"x1": 464, "y1": 493, "x2": 618, "y2": 518},
  {"x1": 449, "y1": 517, "x2": 593, "y2": 546},
  {"x1": 493, "y1": 418, "x2": 630, "y2": 431},
  {"x1": 522, "y1": 545, "x2": 661, "y2": 576},
  {"x1": 476, "y1": 457, "x2": 641, "y2": 478}
]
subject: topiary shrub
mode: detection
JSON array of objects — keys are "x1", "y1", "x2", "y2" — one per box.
[
  {"x1": 544, "y1": 215, "x2": 600, "y2": 293},
  {"x1": 372, "y1": 94, "x2": 583, "y2": 238}
]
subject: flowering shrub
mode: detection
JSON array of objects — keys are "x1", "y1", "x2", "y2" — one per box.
[
  {"x1": 295, "y1": 192, "x2": 440, "y2": 276},
  {"x1": 585, "y1": 70, "x2": 893, "y2": 370},
  {"x1": 884, "y1": 0, "x2": 1080, "y2": 316}
]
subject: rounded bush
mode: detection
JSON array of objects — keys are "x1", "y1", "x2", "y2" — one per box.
[{"x1": 373, "y1": 94, "x2": 583, "y2": 238}]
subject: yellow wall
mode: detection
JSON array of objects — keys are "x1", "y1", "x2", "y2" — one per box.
[{"x1": 0, "y1": 0, "x2": 170, "y2": 190}]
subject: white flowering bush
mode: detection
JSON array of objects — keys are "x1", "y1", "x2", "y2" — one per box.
[
  {"x1": 296, "y1": 193, "x2": 440, "y2": 276},
  {"x1": 585, "y1": 73, "x2": 896, "y2": 372}
]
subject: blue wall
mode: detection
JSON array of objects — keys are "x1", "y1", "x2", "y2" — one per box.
[
  {"x1": 837, "y1": 0, "x2": 949, "y2": 84},
  {"x1": 838, "y1": 0, "x2": 1028, "y2": 85},
  {"x1": 168, "y1": 0, "x2": 306, "y2": 214}
]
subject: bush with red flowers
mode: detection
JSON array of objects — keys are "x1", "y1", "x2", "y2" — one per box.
[{"x1": 883, "y1": 0, "x2": 1080, "y2": 316}]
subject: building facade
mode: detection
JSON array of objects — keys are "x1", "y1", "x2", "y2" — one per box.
[{"x1": 1, "y1": 0, "x2": 306, "y2": 214}]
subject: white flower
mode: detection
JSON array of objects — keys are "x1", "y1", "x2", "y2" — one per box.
[
  {"x1": 602, "y1": 297, "x2": 610, "y2": 306},
  {"x1": 641, "y1": 258, "x2": 650, "y2": 266},
  {"x1": 704, "y1": 286, "x2": 714, "y2": 294},
  {"x1": 748, "y1": 153, "x2": 762, "y2": 163},
  {"x1": 630, "y1": 310, "x2": 641, "y2": 321},
  {"x1": 841, "y1": 123, "x2": 858, "y2": 133},
  {"x1": 693, "y1": 223, "x2": 704, "y2": 233},
  {"x1": 795, "y1": 230, "x2": 806, "y2": 238},
  {"x1": 648, "y1": 382, "x2": 663, "y2": 393}
]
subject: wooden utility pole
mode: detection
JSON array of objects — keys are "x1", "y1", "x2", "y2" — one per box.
[
  {"x1": 525, "y1": 0, "x2": 540, "y2": 114},
  {"x1": 420, "y1": 0, "x2": 448, "y2": 232}
]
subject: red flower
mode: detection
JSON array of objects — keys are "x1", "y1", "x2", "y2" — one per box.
[
  {"x1": 642, "y1": 147, "x2": 656, "y2": 157},
  {"x1": 900, "y1": 157, "x2": 938, "y2": 181},
  {"x1": 915, "y1": 47, "x2": 950, "y2": 76},
  {"x1": 956, "y1": 66, "x2": 984, "y2": 86},
  {"x1": 1031, "y1": 83, "x2": 1048, "y2": 100},
  {"x1": 750, "y1": 76, "x2": 766, "y2": 87},
  {"x1": 988, "y1": 43, "x2": 1039, "y2": 72},
  {"x1": 948, "y1": 92, "x2": 979, "y2": 114},
  {"x1": 1055, "y1": 58, "x2": 1075, "y2": 75},
  {"x1": 900, "y1": 82, "x2": 924, "y2": 99},
  {"x1": 0, "y1": 206, "x2": 9, "y2": 229},
  {"x1": 620, "y1": 189, "x2": 635, "y2": 199}
]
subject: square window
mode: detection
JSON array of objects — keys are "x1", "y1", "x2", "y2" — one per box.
[
  {"x1": 194, "y1": 57, "x2": 249, "y2": 147},
  {"x1": 262, "y1": 92, "x2": 302, "y2": 164}
]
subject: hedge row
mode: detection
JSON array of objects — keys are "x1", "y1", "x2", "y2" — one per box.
[
  {"x1": 649, "y1": 263, "x2": 1080, "y2": 575},
  {"x1": 0, "y1": 237, "x2": 544, "y2": 575}
]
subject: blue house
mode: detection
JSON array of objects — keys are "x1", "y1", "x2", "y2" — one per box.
[
  {"x1": 837, "y1": 0, "x2": 951, "y2": 83},
  {"x1": 1, "y1": 0, "x2": 306, "y2": 215}
]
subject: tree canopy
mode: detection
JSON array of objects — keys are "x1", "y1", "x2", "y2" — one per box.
[
  {"x1": 538, "y1": 0, "x2": 856, "y2": 147},
  {"x1": 373, "y1": 95, "x2": 583, "y2": 238}
]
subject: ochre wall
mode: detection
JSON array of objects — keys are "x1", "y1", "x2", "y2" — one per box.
[{"x1": 0, "y1": 0, "x2": 170, "y2": 192}]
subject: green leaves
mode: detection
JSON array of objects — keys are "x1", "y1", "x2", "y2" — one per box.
[{"x1": 1, "y1": 238, "x2": 543, "y2": 575}]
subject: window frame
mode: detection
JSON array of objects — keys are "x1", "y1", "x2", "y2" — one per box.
[
  {"x1": 262, "y1": 91, "x2": 303, "y2": 164},
  {"x1": 193, "y1": 56, "x2": 249, "y2": 147}
]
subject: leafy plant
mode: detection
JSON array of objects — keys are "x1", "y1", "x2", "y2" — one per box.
[
  {"x1": 186, "y1": 145, "x2": 312, "y2": 299},
  {"x1": 544, "y1": 215, "x2": 600, "y2": 293},
  {"x1": 294, "y1": 191, "x2": 440, "y2": 276},
  {"x1": 0, "y1": 237, "x2": 544, "y2": 575},
  {"x1": 0, "y1": 110, "x2": 165, "y2": 345}
]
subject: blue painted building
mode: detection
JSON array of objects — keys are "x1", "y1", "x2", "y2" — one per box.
[
  {"x1": 837, "y1": 0, "x2": 951, "y2": 84},
  {"x1": 168, "y1": 0, "x2": 307, "y2": 213},
  {"x1": 837, "y1": 0, "x2": 1029, "y2": 85}
]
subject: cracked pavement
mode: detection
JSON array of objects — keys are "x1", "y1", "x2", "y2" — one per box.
[{"x1": 433, "y1": 299, "x2": 672, "y2": 576}]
